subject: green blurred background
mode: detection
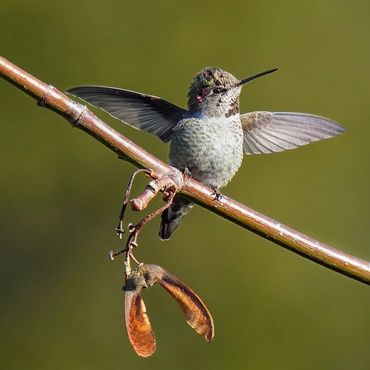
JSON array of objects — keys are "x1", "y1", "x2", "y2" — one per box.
[{"x1": 1, "y1": 1, "x2": 369, "y2": 369}]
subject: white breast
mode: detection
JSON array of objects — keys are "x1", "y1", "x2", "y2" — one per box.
[{"x1": 169, "y1": 115, "x2": 244, "y2": 189}]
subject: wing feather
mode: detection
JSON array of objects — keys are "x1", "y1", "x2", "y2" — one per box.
[
  {"x1": 67, "y1": 86, "x2": 187, "y2": 142},
  {"x1": 241, "y1": 111, "x2": 345, "y2": 154}
]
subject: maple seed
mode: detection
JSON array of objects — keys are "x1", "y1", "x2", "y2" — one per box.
[
  {"x1": 123, "y1": 264, "x2": 214, "y2": 357},
  {"x1": 158, "y1": 268, "x2": 214, "y2": 342},
  {"x1": 124, "y1": 289, "x2": 156, "y2": 357}
]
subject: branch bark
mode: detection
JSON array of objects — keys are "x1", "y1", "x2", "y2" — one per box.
[{"x1": 1, "y1": 56, "x2": 369, "y2": 285}]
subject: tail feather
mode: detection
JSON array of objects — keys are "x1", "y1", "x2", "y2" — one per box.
[{"x1": 159, "y1": 196, "x2": 193, "y2": 240}]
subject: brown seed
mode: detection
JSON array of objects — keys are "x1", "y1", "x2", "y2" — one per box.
[
  {"x1": 157, "y1": 268, "x2": 214, "y2": 342},
  {"x1": 124, "y1": 289, "x2": 156, "y2": 357}
]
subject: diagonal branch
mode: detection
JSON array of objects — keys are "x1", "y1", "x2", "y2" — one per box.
[{"x1": 0, "y1": 56, "x2": 369, "y2": 285}]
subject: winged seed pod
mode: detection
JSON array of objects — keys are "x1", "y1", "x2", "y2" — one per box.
[
  {"x1": 124, "y1": 268, "x2": 157, "y2": 357},
  {"x1": 124, "y1": 264, "x2": 214, "y2": 357}
]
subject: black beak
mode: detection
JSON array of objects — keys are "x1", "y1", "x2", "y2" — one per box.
[{"x1": 237, "y1": 68, "x2": 278, "y2": 87}]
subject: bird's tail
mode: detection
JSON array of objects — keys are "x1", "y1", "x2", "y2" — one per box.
[{"x1": 159, "y1": 196, "x2": 193, "y2": 240}]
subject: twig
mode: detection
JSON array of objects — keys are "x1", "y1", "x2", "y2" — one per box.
[
  {"x1": 0, "y1": 56, "x2": 369, "y2": 285},
  {"x1": 116, "y1": 168, "x2": 153, "y2": 238},
  {"x1": 111, "y1": 191, "x2": 175, "y2": 270},
  {"x1": 130, "y1": 170, "x2": 183, "y2": 211}
]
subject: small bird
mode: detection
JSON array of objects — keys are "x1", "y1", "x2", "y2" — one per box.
[{"x1": 67, "y1": 67, "x2": 345, "y2": 240}]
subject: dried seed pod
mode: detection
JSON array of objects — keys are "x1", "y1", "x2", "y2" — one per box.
[
  {"x1": 143, "y1": 264, "x2": 215, "y2": 342},
  {"x1": 123, "y1": 264, "x2": 215, "y2": 357},
  {"x1": 124, "y1": 271, "x2": 156, "y2": 357}
]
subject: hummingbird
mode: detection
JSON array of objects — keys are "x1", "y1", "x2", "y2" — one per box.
[{"x1": 67, "y1": 67, "x2": 345, "y2": 240}]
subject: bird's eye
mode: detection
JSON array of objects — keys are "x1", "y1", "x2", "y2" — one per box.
[{"x1": 212, "y1": 87, "x2": 224, "y2": 94}]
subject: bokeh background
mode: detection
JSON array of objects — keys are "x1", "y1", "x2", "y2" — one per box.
[{"x1": 1, "y1": 1, "x2": 369, "y2": 369}]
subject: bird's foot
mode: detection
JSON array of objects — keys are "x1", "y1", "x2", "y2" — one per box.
[
  {"x1": 210, "y1": 186, "x2": 223, "y2": 201},
  {"x1": 183, "y1": 167, "x2": 192, "y2": 178}
]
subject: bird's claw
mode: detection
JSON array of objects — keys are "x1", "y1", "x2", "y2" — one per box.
[
  {"x1": 183, "y1": 167, "x2": 192, "y2": 177},
  {"x1": 211, "y1": 187, "x2": 223, "y2": 201}
]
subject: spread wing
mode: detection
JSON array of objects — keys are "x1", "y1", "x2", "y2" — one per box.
[
  {"x1": 241, "y1": 111, "x2": 345, "y2": 155},
  {"x1": 66, "y1": 86, "x2": 187, "y2": 142}
]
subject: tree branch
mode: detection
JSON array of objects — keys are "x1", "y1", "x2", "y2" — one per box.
[{"x1": 1, "y1": 56, "x2": 369, "y2": 285}]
